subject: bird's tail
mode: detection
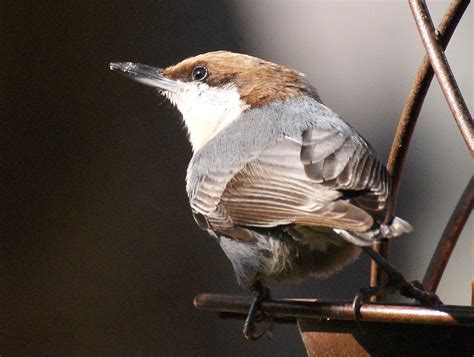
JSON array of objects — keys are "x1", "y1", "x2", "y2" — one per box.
[
  {"x1": 383, "y1": 216, "x2": 413, "y2": 237},
  {"x1": 333, "y1": 216, "x2": 413, "y2": 247}
]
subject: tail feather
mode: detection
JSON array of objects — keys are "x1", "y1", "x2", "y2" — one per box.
[
  {"x1": 383, "y1": 216, "x2": 413, "y2": 237},
  {"x1": 334, "y1": 216, "x2": 413, "y2": 247}
]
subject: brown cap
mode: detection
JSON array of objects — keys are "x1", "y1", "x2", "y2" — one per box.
[{"x1": 164, "y1": 51, "x2": 319, "y2": 108}]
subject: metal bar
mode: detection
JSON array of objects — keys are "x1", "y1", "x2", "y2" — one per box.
[
  {"x1": 371, "y1": 0, "x2": 471, "y2": 292},
  {"x1": 194, "y1": 293, "x2": 474, "y2": 326},
  {"x1": 370, "y1": 242, "x2": 389, "y2": 299},
  {"x1": 423, "y1": 177, "x2": 474, "y2": 292},
  {"x1": 472, "y1": 279, "x2": 474, "y2": 306},
  {"x1": 409, "y1": 0, "x2": 474, "y2": 154}
]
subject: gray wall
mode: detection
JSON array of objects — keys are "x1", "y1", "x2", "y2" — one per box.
[{"x1": 2, "y1": 1, "x2": 472, "y2": 355}]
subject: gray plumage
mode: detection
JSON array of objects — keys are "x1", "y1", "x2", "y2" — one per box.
[{"x1": 186, "y1": 97, "x2": 411, "y2": 287}]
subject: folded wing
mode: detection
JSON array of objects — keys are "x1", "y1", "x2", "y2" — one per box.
[{"x1": 187, "y1": 99, "x2": 391, "y2": 239}]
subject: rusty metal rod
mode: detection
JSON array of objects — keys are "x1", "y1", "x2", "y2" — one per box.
[
  {"x1": 195, "y1": 293, "x2": 474, "y2": 326},
  {"x1": 371, "y1": 0, "x2": 471, "y2": 292},
  {"x1": 472, "y1": 279, "x2": 474, "y2": 306},
  {"x1": 409, "y1": 0, "x2": 473, "y2": 154},
  {"x1": 370, "y1": 242, "x2": 389, "y2": 298},
  {"x1": 423, "y1": 177, "x2": 474, "y2": 293}
]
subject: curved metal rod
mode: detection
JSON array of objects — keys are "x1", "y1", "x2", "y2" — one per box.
[
  {"x1": 409, "y1": 0, "x2": 473, "y2": 153},
  {"x1": 370, "y1": 0, "x2": 471, "y2": 291},
  {"x1": 422, "y1": 177, "x2": 474, "y2": 293}
]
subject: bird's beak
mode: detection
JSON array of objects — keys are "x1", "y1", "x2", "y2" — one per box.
[{"x1": 109, "y1": 62, "x2": 180, "y2": 92}]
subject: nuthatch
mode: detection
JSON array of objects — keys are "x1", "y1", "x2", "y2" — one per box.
[{"x1": 111, "y1": 51, "x2": 439, "y2": 339}]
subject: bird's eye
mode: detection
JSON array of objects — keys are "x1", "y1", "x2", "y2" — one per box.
[{"x1": 192, "y1": 66, "x2": 208, "y2": 81}]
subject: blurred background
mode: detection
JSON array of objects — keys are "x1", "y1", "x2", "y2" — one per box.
[{"x1": 2, "y1": 0, "x2": 472, "y2": 355}]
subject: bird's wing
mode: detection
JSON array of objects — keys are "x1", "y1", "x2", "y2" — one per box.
[
  {"x1": 220, "y1": 131, "x2": 390, "y2": 232},
  {"x1": 300, "y1": 125, "x2": 391, "y2": 222},
  {"x1": 186, "y1": 99, "x2": 390, "y2": 238},
  {"x1": 191, "y1": 132, "x2": 390, "y2": 236}
]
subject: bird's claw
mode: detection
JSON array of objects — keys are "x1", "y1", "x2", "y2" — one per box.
[
  {"x1": 398, "y1": 279, "x2": 443, "y2": 306},
  {"x1": 385, "y1": 271, "x2": 442, "y2": 306},
  {"x1": 243, "y1": 312, "x2": 273, "y2": 341},
  {"x1": 243, "y1": 280, "x2": 272, "y2": 341},
  {"x1": 361, "y1": 247, "x2": 443, "y2": 306}
]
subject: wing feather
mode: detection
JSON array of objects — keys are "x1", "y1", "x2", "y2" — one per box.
[
  {"x1": 218, "y1": 132, "x2": 384, "y2": 232},
  {"x1": 187, "y1": 99, "x2": 391, "y2": 240}
]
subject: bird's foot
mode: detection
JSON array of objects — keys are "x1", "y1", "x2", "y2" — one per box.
[
  {"x1": 353, "y1": 247, "x2": 443, "y2": 331},
  {"x1": 243, "y1": 279, "x2": 273, "y2": 341},
  {"x1": 353, "y1": 246, "x2": 443, "y2": 327},
  {"x1": 390, "y1": 276, "x2": 443, "y2": 306}
]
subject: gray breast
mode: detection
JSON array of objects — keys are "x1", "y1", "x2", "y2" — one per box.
[{"x1": 215, "y1": 227, "x2": 360, "y2": 287}]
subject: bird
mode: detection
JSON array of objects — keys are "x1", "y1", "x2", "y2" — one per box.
[{"x1": 110, "y1": 51, "x2": 436, "y2": 339}]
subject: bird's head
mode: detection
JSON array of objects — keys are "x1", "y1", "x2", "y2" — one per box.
[{"x1": 110, "y1": 51, "x2": 318, "y2": 151}]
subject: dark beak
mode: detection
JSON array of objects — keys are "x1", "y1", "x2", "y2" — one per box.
[{"x1": 109, "y1": 62, "x2": 180, "y2": 92}]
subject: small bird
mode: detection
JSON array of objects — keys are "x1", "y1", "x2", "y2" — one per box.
[{"x1": 110, "y1": 51, "x2": 416, "y2": 338}]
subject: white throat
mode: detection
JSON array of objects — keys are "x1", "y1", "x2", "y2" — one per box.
[{"x1": 163, "y1": 82, "x2": 248, "y2": 152}]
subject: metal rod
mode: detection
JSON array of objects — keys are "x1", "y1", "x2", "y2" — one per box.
[
  {"x1": 423, "y1": 177, "x2": 474, "y2": 293},
  {"x1": 409, "y1": 0, "x2": 474, "y2": 154},
  {"x1": 195, "y1": 293, "x2": 474, "y2": 327},
  {"x1": 371, "y1": 0, "x2": 471, "y2": 292},
  {"x1": 370, "y1": 242, "x2": 389, "y2": 299},
  {"x1": 472, "y1": 279, "x2": 474, "y2": 306}
]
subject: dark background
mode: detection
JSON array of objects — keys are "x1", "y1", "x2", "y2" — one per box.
[{"x1": 2, "y1": 1, "x2": 471, "y2": 355}]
